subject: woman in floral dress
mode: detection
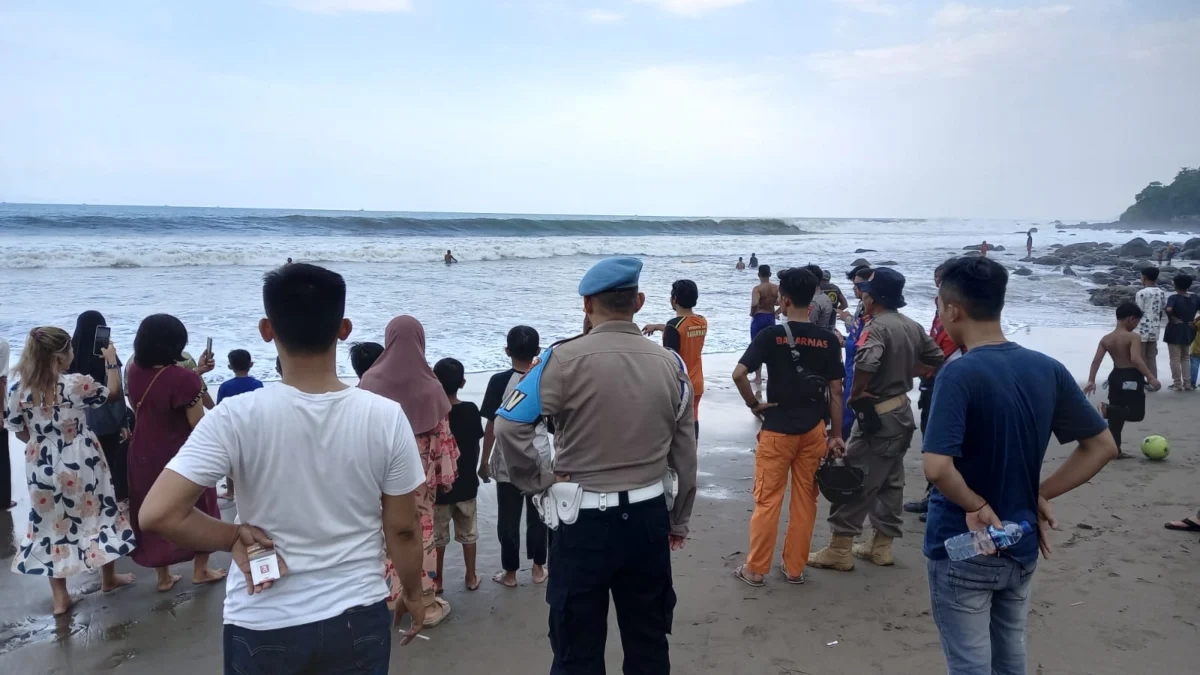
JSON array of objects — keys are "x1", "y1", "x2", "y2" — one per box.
[
  {"x1": 360, "y1": 315, "x2": 459, "y2": 628},
  {"x1": 4, "y1": 327, "x2": 137, "y2": 615}
]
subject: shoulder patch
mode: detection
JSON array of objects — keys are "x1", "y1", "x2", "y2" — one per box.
[{"x1": 496, "y1": 347, "x2": 553, "y2": 425}]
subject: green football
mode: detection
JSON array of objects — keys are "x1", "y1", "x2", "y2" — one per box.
[{"x1": 1141, "y1": 435, "x2": 1169, "y2": 461}]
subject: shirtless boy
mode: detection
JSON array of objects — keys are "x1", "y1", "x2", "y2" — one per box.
[
  {"x1": 750, "y1": 264, "x2": 779, "y2": 383},
  {"x1": 1084, "y1": 301, "x2": 1161, "y2": 458}
]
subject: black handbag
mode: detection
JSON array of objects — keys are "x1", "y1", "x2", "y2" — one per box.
[{"x1": 816, "y1": 449, "x2": 864, "y2": 504}]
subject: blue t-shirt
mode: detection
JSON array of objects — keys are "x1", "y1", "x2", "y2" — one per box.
[
  {"x1": 922, "y1": 343, "x2": 1106, "y2": 564},
  {"x1": 217, "y1": 376, "x2": 264, "y2": 403}
]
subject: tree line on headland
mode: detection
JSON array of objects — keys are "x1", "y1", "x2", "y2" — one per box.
[{"x1": 1120, "y1": 167, "x2": 1200, "y2": 224}]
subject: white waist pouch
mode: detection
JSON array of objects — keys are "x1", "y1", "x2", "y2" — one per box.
[{"x1": 534, "y1": 482, "x2": 583, "y2": 531}]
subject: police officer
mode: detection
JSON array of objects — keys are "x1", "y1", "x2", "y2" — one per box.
[
  {"x1": 495, "y1": 256, "x2": 698, "y2": 675},
  {"x1": 808, "y1": 267, "x2": 944, "y2": 571}
]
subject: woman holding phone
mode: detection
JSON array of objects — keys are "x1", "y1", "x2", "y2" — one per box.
[
  {"x1": 125, "y1": 314, "x2": 226, "y2": 592},
  {"x1": 4, "y1": 327, "x2": 137, "y2": 615},
  {"x1": 68, "y1": 311, "x2": 131, "y2": 501}
]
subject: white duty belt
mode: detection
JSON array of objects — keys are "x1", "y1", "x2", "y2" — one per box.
[{"x1": 579, "y1": 482, "x2": 664, "y2": 511}]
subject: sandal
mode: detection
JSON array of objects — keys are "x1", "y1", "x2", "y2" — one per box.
[
  {"x1": 492, "y1": 571, "x2": 517, "y2": 588},
  {"x1": 1164, "y1": 517, "x2": 1200, "y2": 532},
  {"x1": 424, "y1": 598, "x2": 452, "y2": 628},
  {"x1": 734, "y1": 565, "x2": 765, "y2": 587},
  {"x1": 778, "y1": 564, "x2": 805, "y2": 585}
]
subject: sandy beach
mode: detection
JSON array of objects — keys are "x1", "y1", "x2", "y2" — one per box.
[{"x1": 1, "y1": 326, "x2": 1197, "y2": 674}]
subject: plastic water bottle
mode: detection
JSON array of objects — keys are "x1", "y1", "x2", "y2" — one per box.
[{"x1": 944, "y1": 521, "x2": 1033, "y2": 561}]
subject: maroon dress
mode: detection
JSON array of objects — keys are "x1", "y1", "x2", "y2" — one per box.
[{"x1": 126, "y1": 363, "x2": 220, "y2": 568}]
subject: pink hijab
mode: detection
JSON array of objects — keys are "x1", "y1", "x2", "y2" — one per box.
[{"x1": 359, "y1": 316, "x2": 450, "y2": 435}]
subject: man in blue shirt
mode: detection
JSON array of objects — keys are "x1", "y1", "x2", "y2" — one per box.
[
  {"x1": 217, "y1": 349, "x2": 264, "y2": 403},
  {"x1": 922, "y1": 257, "x2": 1117, "y2": 675}
]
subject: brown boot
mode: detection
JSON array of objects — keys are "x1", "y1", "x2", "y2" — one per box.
[
  {"x1": 852, "y1": 532, "x2": 895, "y2": 566},
  {"x1": 807, "y1": 535, "x2": 855, "y2": 571}
]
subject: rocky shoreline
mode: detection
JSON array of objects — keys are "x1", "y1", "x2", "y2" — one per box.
[{"x1": 1004, "y1": 237, "x2": 1200, "y2": 307}]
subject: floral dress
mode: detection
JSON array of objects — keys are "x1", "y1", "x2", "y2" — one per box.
[
  {"x1": 385, "y1": 416, "x2": 459, "y2": 603},
  {"x1": 4, "y1": 374, "x2": 137, "y2": 577}
]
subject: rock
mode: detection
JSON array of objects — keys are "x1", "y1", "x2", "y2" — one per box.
[
  {"x1": 1091, "y1": 272, "x2": 1113, "y2": 283},
  {"x1": 1074, "y1": 255, "x2": 1098, "y2": 266},
  {"x1": 1150, "y1": 239, "x2": 1166, "y2": 247},
  {"x1": 1050, "y1": 244, "x2": 1063, "y2": 249},
  {"x1": 1014, "y1": 267, "x2": 1033, "y2": 276},
  {"x1": 1063, "y1": 266, "x2": 1077, "y2": 276},
  {"x1": 1098, "y1": 242, "x2": 1113, "y2": 249},
  {"x1": 851, "y1": 258, "x2": 871, "y2": 268},
  {"x1": 854, "y1": 248, "x2": 877, "y2": 254},
  {"x1": 1088, "y1": 285, "x2": 1137, "y2": 307},
  {"x1": 1130, "y1": 260, "x2": 1155, "y2": 272},
  {"x1": 1057, "y1": 242, "x2": 1100, "y2": 256},
  {"x1": 1186, "y1": 238, "x2": 1200, "y2": 250},
  {"x1": 1183, "y1": 248, "x2": 1200, "y2": 260},
  {"x1": 995, "y1": 245, "x2": 1007, "y2": 251},
  {"x1": 1118, "y1": 238, "x2": 1154, "y2": 257},
  {"x1": 963, "y1": 244, "x2": 997, "y2": 251},
  {"x1": 1117, "y1": 230, "x2": 1133, "y2": 234},
  {"x1": 1180, "y1": 266, "x2": 1197, "y2": 276},
  {"x1": 1033, "y1": 255, "x2": 1064, "y2": 265},
  {"x1": 876, "y1": 260, "x2": 899, "y2": 266},
  {"x1": 1147, "y1": 230, "x2": 1167, "y2": 235}
]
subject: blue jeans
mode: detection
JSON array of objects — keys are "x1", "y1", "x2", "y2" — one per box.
[
  {"x1": 1191, "y1": 355, "x2": 1198, "y2": 387},
  {"x1": 223, "y1": 601, "x2": 391, "y2": 674},
  {"x1": 927, "y1": 557, "x2": 1036, "y2": 675}
]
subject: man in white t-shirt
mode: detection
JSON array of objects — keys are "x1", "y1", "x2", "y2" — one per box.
[
  {"x1": 1134, "y1": 266, "x2": 1168, "y2": 386},
  {"x1": 140, "y1": 264, "x2": 428, "y2": 674}
]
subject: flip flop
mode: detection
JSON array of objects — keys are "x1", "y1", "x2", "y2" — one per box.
[
  {"x1": 778, "y1": 564, "x2": 805, "y2": 585},
  {"x1": 492, "y1": 571, "x2": 517, "y2": 588},
  {"x1": 734, "y1": 565, "x2": 765, "y2": 587},
  {"x1": 532, "y1": 568, "x2": 548, "y2": 585},
  {"x1": 1164, "y1": 517, "x2": 1200, "y2": 532},
  {"x1": 466, "y1": 576, "x2": 481, "y2": 592}
]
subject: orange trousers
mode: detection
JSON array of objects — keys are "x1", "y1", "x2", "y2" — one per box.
[{"x1": 745, "y1": 425, "x2": 827, "y2": 577}]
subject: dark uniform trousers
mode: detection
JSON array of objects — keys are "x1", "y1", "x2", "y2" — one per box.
[{"x1": 547, "y1": 494, "x2": 677, "y2": 675}]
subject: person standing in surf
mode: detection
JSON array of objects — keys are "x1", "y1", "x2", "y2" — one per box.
[
  {"x1": 1026, "y1": 230, "x2": 1034, "y2": 259},
  {"x1": 749, "y1": 253, "x2": 759, "y2": 268},
  {"x1": 444, "y1": 250, "x2": 458, "y2": 265},
  {"x1": 750, "y1": 265, "x2": 779, "y2": 384}
]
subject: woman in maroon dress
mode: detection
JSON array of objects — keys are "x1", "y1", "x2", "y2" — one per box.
[{"x1": 126, "y1": 314, "x2": 227, "y2": 592}]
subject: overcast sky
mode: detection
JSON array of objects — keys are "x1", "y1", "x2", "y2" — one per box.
[{"x1": 2, "y1": 0, "x2": 1197, "y2": 220}]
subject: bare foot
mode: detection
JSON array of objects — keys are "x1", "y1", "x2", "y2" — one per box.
[
  {"x1": 193, "y1": 568, "x2": 228, "y2": 585},
  {"x1": 492, "y1": 571, "x2": 518, "y2": 588},
  {"x1": 466, "y1": 574, "x2": 481, "y2": 591},
  {"x1": 52, "y1": 593, "x2": 74, "y2": 616},
  {"x1": 102, "y1": 572, "x2": 136, "y2": 593},
  {"x1": 532, "y1": 566, "x2": 548, "y2": 584},
  {"x1": 157, "y1": 574, "x2": 182, "y2": 592}
]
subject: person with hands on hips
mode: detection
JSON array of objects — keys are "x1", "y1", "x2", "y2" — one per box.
[
  {"x1": 732, "y1": 267, "x2": 846, "y2": 587},
  {"x1": 494, "y1": 256, "x2": 697, "y2": 675}
]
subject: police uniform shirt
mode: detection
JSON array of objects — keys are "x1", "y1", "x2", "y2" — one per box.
[{"x1": 854, "y1": 310, "x2": 945, "y2": 400}]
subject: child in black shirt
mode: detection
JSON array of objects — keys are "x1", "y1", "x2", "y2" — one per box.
[{"x1": 432, "y1": 358, "x2": 485, "y2": 592}]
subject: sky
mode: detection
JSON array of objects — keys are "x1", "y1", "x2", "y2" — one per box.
[{"x1": 1, "y1": 0, "x2": 1197, "y2": 220}]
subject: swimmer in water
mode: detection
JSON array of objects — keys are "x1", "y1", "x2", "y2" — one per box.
[
  {"x1": 445, "y1": 250, "x2": 458, "y2": 265},
  {"x1": 736, "y1": 257, "x2": 746, "y2": 271},
  {"x1": 749, "y1": 253, "x2": 759, "y2": 268}
]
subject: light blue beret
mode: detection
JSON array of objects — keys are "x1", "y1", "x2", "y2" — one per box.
[{"x1": 578, "y1": 256, "x2": 643, "y2": 296}]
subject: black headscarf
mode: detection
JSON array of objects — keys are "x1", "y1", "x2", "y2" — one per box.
[{"x1": 68, "y1": 310, "x2": 119, "y2": 382}]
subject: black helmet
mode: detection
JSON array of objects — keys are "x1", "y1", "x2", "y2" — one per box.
[{"x1": 816, "y1": 453, "x2": 864, "y2": 504}]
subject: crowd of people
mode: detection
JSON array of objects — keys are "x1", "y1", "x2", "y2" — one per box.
[{"x1": 2, "y1": 250, "x2": 1196, "y2": 674}]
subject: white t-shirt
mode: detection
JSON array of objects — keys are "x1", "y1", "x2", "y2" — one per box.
[
  {"x1": 166, "y1": 384, "x2": 425, "y2": 631},
  {"x1": 1135, "y1": 286, "x2": 1168, "y2": 343}
]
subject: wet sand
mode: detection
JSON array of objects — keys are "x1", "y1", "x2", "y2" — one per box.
[{"x1": 2, "y1": 326, "x2": 1198, "y2": 674}]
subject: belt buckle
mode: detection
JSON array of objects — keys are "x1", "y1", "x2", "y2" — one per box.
[{"x1": 598, "y1": 492, "x2": 608, "y2": 512}]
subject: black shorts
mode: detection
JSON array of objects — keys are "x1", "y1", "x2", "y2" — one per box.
[{"x1": 1107, "y1": 367, "x2": 1146, "y2": 422}]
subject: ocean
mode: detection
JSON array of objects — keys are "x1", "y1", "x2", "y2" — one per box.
[{"x1": 0, "y1": 203, "x2": 1144, "y2": 380}]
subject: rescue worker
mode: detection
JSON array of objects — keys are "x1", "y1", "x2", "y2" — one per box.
[
  {"x1": 494, "y1": 256, "x2": 698, "y2": 675},
  {"x1": 840, "y1": 265, "x2": 873, "y2": 441},
  {"x1": 808, "y1": 267, "x2": 944, "y2": 571}
]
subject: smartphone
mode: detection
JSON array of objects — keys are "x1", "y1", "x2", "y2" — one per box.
[
  {"x1": 92, "y1": 326, "x2": 112, "y2": 357},
  {"x1": 205, "y1": 337, "x2": 213, "y2": 357}
]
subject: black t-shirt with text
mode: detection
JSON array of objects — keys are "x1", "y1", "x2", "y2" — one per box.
[
  {"x1": 738, "y1": 321, "x2": 845, "y2": 435},
  {"x1": 437, "y1": 401, "x2": 485, "y2": 504}
]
